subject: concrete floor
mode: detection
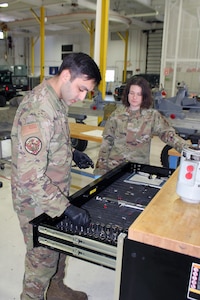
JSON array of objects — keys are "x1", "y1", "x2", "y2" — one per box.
[{"x1": 0, "y1": 103, "x2": 166, "y2": 300}]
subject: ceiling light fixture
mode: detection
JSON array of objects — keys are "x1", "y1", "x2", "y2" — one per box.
[{"x1": 0, "y1": 3, "x2": 8, "y2": 7}]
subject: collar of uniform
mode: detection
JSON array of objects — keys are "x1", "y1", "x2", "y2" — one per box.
[
  {"x1": 45, "y1": 79, "x2": 69, "y2": 113},
  {"x1": 126, "y1": 107, "x2": 141, "y2": 117}
]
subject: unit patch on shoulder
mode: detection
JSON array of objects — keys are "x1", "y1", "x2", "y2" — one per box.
[{"x1": 25, "y1": 137, "x2": 42, "y2": 155}]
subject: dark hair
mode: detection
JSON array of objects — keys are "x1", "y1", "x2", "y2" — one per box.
[
  {"x1": 121, "y1": 76, "x2": 153, "y2": 109},
  {"x1": 58, "y1": 52, "x2": 101, "y2": 86}
]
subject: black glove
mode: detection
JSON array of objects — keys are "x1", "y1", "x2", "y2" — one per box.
[
  {"x1": 64, "y1": 204, "x2": 91, "y2": 227},
  {"x1": 73, "y1": 149, "x2": 94, "y2": 169}
]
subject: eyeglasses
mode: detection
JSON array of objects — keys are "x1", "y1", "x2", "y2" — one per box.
[{"x1": 129, "y1": 91, "x2": 142, "y2": 97}]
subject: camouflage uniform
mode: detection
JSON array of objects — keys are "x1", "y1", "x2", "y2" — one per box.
[
  {"x1": 94, "y1": 105, "x2": 188, "y2": 175},
  {"x1": 11, "y1": 80, "x2": 72, "y2": 299}
]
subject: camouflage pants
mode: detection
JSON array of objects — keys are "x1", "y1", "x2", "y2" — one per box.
[{"x1": 18, "y1": 214, "x2": 60, "y2": 300}]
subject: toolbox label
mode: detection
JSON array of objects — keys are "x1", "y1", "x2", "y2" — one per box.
[{"x1": 188, "y1": 263, "x2": 200, "y2": 299}]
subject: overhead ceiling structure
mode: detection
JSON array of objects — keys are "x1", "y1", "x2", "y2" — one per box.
[{"x1": 0, "y1": 0, "x2": 166, "y2": 37}]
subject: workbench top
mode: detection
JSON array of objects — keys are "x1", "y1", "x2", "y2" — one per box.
[
  {"x1": 128, "y1": 168, "x2": 200, "y2": 258},
  {"x1": 69, "y1": 122, "x2": 103, "y2": 143}
]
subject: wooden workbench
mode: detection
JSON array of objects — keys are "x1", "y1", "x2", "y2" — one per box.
[
  {"x1": 168, "y1": 147, "x2": 181, "y2": 157},
  {"x1": 69, "y1": 122, "x2": 103, "y2": 143},
  {"x1": 128, "y1": 168, "x2": 200, "y2": 258}
]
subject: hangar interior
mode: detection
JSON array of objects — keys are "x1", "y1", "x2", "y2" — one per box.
[
  {"x1": 0, "y1": 1, "x2": 200, "y2": 300},
  {"x1": 0, "y1": 0, "x2": 199, "y2": 95}
]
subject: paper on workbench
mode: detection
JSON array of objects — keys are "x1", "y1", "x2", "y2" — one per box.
[{"x1": 81, "y1": 130, "x2": 103, "y2": 137}]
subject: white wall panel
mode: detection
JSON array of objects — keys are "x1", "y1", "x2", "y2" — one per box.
[
  {"x1": 161, "y1": 0, "x2": 200, "y2": 96},
  {"x1": 31, "y1": 27, "x2": 147, "y2": 91}
]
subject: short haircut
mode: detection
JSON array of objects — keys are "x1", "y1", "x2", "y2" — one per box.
[
  {"x1": 122, "y1": 76, "x2": 153, "y2": 109},
  {"x1": 58, "y1": 52, "x2": 101, "y2": 86}
]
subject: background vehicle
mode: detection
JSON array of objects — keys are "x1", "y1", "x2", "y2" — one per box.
[
  {"x1": 0, "y1": 70, "x2": 17, "y2": 107},
  {"x1": 0, "y1": 69, "x2": 29, "y2": 107},
  {"x1": 113, "y1": 73, "x2": 160, "y2": 101}
]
